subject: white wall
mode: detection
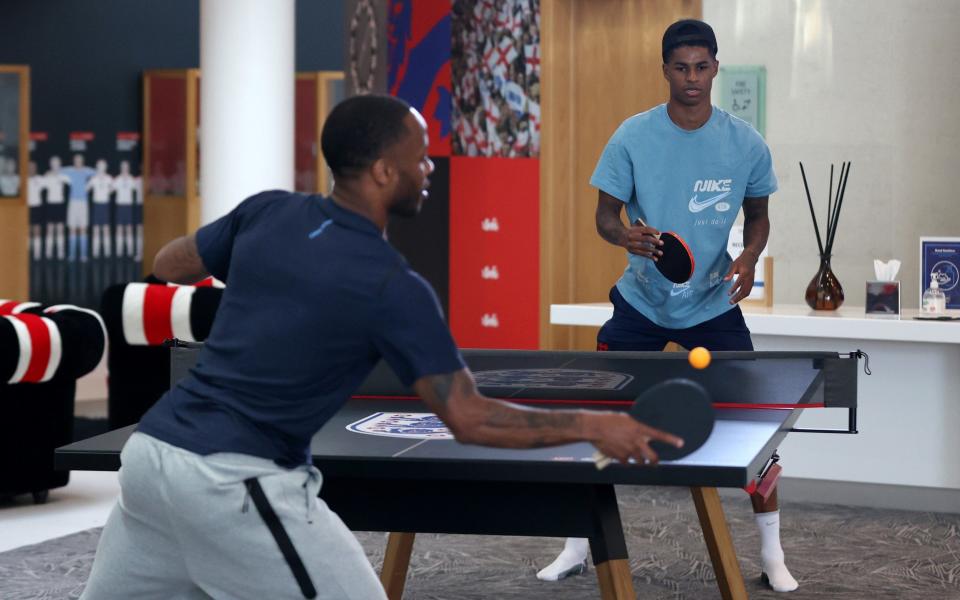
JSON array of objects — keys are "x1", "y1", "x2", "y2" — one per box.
[{"x1": 705, "y1": 0, "x2": 960, "y2": 308}]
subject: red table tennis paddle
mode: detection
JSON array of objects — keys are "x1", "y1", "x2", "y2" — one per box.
[
  {"x1": 635, "y1": 218, "x2": 695, "y2": 284},
  {"x1": 593, "y1": 378, "x2": 715, "y2": 469}
]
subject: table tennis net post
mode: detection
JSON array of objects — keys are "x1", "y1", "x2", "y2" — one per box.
[
  {"x1": 788, "y1": 350, "x2": 865, "y2": 435},
  {"x1": 167, "y1": 338, "x2": 204, "y2": 389}
]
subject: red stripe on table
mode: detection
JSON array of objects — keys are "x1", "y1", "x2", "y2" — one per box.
[
  {"x1": 18, "y1": 314, "x2": 52, "y2": 383},
  {"x1": 142, "y1": 285, "x2": 178, "y2": 345},
  {"x1": 350, "y1": 394, "x2": 629, "y2": 406},
  {"x1": 350, "y1": 395, "x2": 823, "y2": 410},
  {"x1": 713, "y1": 403, "x2": 821, "y2": 410},
  {"x1": 0, "y1": 301, "x2": 19, "y2": 314}
]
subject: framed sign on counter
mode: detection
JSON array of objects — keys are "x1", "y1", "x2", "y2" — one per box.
[
  {"x1": 728, "y1": 224, "x2": 773, "y2": 307},
  {"x1": 920, "y1": 237, "x2": 960, "y2": 309}
]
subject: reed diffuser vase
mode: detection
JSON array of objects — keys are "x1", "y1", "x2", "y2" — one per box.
[
  {"x1": 805, "y1": 255, "x2": 844, "y2": 310},
  {"x1": 799, "y1": 161, "x2": 853, "y2": 311}
]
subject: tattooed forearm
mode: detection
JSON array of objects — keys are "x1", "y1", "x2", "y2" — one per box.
[
  {"x1": 474, "y1": 402, "x2": 581, "y2": 447},
  {"x1": 415, "y1": 369, "x2": 591, "y2": 449},
  {"x1": 483, "y1": 403, "x2": 577, "y2": 430},
  {"x1": 427, "y1": 372, "x2": 455, "y2": 407}
]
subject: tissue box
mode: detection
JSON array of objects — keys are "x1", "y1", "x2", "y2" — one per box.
[{"x1": 866, "y1": 281, "x2": 900, "y2": 315}]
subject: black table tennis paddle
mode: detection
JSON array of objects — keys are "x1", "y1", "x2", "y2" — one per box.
[
  {"x1": 635, "y1": 218, "x2": 695, "y2": 284},
  {"x1": 593, "y1": 378, "x2": 715, "y2": 469}
]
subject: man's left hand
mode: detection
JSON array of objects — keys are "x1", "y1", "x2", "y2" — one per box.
[{"x1": 724, "y1": 252, "x2": 758, "y2": 304}]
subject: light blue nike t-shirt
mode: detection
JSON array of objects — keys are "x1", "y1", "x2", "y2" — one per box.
[{"x1": 590, "y1": 104, "x2": 777, "y2": 329}]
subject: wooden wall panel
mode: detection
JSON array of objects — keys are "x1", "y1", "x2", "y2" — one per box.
[
  {"x1": 142, "y1": 196, "x2": 187, "y2": 274},
  {"x1": 0, "y1": 201, "x2": 28, "y2": 299},
  {"x1": 142, "y1": 69, "x2": 200, "y2": 277},
  {"x1": 540, "y1": 0, "x2": 701, "y2": 350},
  {"x1": 0, "y1": 65, "x2": 29, "y2": 300}
]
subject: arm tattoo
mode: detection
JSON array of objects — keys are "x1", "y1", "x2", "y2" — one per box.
[
  {"x1": 427, "y1": 372, "x2": 455, "y2": 407},
  {"x1": 417, "y1": 370, "x2": 584, "y2": 448},
  {"x1": 482, "y1": 403, "x2": 578, "y2": 448}
]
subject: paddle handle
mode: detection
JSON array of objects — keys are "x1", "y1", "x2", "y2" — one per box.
[
  {"x1": 592, "y1": 450, "x2": 650, "y2": 471},
  {"x1": 633, "y1": 217, "x2": 662, "y2": 240},
  {"x1": 593, "y1": 450, "x2": 614, "y2": 471}
]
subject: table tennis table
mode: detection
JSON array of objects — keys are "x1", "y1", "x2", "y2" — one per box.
[{"x1": 56, "y1": 348, "x2": 862, "y2": 600}]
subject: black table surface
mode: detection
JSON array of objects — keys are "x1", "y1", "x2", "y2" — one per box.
[
  {"x1": 58, "y1": 350, "x2": 832, "y2": 488},
  {"x1": 57, "y1": 402, "x2": 800, "y2": 489}
]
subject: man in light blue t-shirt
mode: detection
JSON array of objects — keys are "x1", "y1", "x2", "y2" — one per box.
[{"x1": 537, "y1": 20, "x2": 799, "y2": 593}]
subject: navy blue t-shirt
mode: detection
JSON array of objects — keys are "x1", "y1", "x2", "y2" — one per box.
[{"x1": 138, "y1": 191, "x2": 465, "y2": 466}]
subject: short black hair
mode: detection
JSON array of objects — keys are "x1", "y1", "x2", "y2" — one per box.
[
  {"x1": 321, "y1": 94, "x2": 413, "y2": 178},
  {"x1": 662, "y1": 19, "x2": 718, "y2": 63}
]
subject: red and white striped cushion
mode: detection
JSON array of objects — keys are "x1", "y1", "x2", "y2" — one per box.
[
  {"x1": 167, "y1": 276, "x2": 225, "y2": 289},
  {"x1": 3, "y1": 314, "x2": 62, "y2": 384},
  {"x1": 0, "y1": 300, "x2": 42, "y2": 315},
  {"x1": 122, "y1": 283, "x2": 199, "y2": 345},
  {"x1": 45, "y1": 304, "x2": 109, "y2": 343}
]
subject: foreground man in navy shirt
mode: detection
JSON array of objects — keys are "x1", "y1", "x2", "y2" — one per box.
[{"x1": 81, "y1": 95, "x2": 682, "y2": 600}]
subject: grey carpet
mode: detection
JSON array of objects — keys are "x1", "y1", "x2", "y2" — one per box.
[{"x1": 2, "y1": 486, "x2": 958, "y2": 599}]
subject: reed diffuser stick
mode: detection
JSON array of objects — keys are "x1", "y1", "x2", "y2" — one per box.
[
  {"x1": 799, "y1": 162, "x2": 825, "y2": 257},
  {"x1": 826, "y1": 162, "x2": 851, "y2": 256}
]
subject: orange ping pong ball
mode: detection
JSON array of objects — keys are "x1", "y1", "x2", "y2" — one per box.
[{"x1": 688, "y1": 346, "x2": 711, "y2": 370}]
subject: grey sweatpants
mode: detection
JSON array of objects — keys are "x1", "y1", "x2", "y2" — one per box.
[{"x1": 81, "y1": 432, "x2": 387, "y2": 600}]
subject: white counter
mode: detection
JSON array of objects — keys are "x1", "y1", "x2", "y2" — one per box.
[
  {"x1": 550, "y1": 303, "x2": 960, "y2": 345},
  {"x1": 549, "y1": 302, "x2": 960, "y2": 511}
]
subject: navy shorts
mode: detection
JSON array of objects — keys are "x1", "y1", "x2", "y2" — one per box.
[
  {"x1": 115, "y1": 205, "x2": 133, "y2": 226},
  {"x1": 29, "y1": 205, "x2": 43, "y2": 225},
  {"x1": 91, "y1": 203, "x2": 111, "y2": 225},
  {"x1": 45, "y1": 201, "x2": 67, "y2": 224},
  {"x1": 597, "y1": 286, "x2": 754, "y2": 352}
]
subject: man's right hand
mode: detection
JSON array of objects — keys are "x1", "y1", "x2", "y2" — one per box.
[
  {"x1": 584, "y1": 411, "x2": 683, "y2": 466},
  {"x1": 596, "y1": 191, "x2": 663, "y2": 261},
  {"x1": 625, "y1": 222, "x2": 664, "y2": 260}
]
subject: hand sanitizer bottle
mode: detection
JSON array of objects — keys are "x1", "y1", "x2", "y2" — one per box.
[{"x1": 922, "y1": 275, "x2": 946, "y2": 315}]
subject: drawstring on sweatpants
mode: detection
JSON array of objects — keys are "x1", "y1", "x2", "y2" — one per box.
[{"x1": 303, "y1": 470, "x2": 320, "y2": 524}]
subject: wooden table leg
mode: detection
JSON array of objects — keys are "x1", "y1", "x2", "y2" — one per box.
[
  {"x1": 595, "y1": 559, "x2": 636, "y2": 600},
  {"x1": 589, "y1": 484, "x2": 636, "y2": 599},
  {"x1": 380, "y1": 532, "x2": 415, "y2": 600},
  {"x1": 690, "y1": 487, "x2": 748, "y2": 600}
]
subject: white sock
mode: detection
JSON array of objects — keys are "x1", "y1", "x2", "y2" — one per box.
[
  {"x1": 45, "y1": 227, "x2": 54, "y2": 259},
  {"x1": 56, "y1": 227, "x2": 65, "y2": 259},
  {"x1": 92, "y1": 230, "x2": 101, "y2": 258},
  {"x1": 536, "y1": 537, "x2": 589, "y2": 581},
  {"x1": 756, "y1": 511, "x2": 798, "y2": 592}
]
